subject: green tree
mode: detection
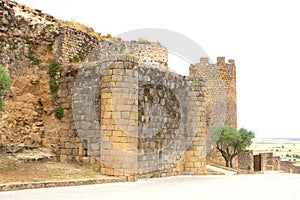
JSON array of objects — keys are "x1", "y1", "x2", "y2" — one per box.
[
  {"x1": 210, "y1": 124, "x2": 255, "y2": 168},
  {"x1": 0, "y1": 65, "x2": 11, "y2": 110}
]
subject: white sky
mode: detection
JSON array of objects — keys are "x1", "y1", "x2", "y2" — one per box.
[{"x1": 14, "y1": 0, "x2": 300, "y2": 138}]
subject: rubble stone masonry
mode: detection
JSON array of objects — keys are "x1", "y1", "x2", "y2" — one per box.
[{"x1": 0, "y1": 0, "x2": 238, "y2": 180}]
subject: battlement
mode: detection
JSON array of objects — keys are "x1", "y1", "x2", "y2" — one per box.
[
  {"x1": 197, "y1": 57, "x2": 235, "y2": 68},
  {"x1": 190, "y1": 56, "x2": 237, "y2": 128},
  {"x1": 228, "y1": 59, "x2": 235, "y2": 65},
  {"x1": 200, "y1": 57, "x2": 209, "y2": 65},
  {"x1": 217, "y1": 56, "x2": 225, "y2": 64}
]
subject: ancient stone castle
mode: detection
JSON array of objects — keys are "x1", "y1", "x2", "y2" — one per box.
[{"x1": 0, "y1": 0, "x2": 237, "y2": 181}]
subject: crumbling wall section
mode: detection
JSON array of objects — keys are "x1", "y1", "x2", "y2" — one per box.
[
  {"x1": 0, "y1": 0, "x2": 61, "y2": 155},
  {"x1": 53, "y1": 26, "x2": 100, "y2": 63},
  {"x1": 238, "y1": 150, "x2": 253, "y2": 171},
  {"x1": 260, "y1": 152, "x2": 274, "y2": 171}
]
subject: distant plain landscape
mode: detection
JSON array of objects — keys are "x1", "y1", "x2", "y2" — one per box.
[{"x1": 250, "y1": 138, "x2": 300, "y2": 164}]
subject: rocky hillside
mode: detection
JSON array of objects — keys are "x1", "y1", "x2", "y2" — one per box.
[{"x1": 0, "y1": 0, "x2": 62, "y2": 154}]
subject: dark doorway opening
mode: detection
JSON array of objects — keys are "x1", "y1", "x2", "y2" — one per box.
[{"x1": 253, "y1": 154, "x2": 261, "y2": 171}]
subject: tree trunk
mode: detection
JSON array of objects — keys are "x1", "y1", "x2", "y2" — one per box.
[
  {"x1": 225, "y1": 158, "x2": 230, "y2": 167},
  {"x1": 230, "y1": 157, "x2": 233, "y2": 168}
]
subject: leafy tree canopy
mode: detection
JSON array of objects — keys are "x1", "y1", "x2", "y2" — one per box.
[{"x1": 210, "y1": 124, "x2": 255, "y2": 167}]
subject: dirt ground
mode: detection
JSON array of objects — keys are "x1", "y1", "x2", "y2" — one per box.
[
  {"x1": 1, "y1": 139, "x2": 299, "y2": 185},
  {"x1": 0, "y1": 155, "x2": 105, "y2": 184}
]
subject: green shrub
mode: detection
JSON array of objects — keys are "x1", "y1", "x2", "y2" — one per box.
[
  {"x1": 47, "y1": 43, "x2": 53, "y2": 52},
  {"x1": 293, "y1": 154, "x2": 300, "y2": 159},
  {"x1": 26, "y1": 54, "x2": 41, "y2": 65},
  {"x1": 48, "y1": 60, "x2": 61, "y2": 103},
  {"x1": 0, "y1": 65, "x2": 10, "y2": 110},
  {"x1": 141, "y1": 108, "x2": 145, "y2": 115},
  {"x1": 106, "y1": 33, "x2": 112, "y2": 38},
  {"x1": 69, "y1": 18, "x2": 76, "y2": 23},
  {"x1": 49, "y1": 80, "x2": 59, "y2": 93},
  {"x1": 78, "y1": 52, "x2": 85, "y2": 61},
  {"x1": 48, "y1": 59, "x2": 61, "y2": 78},
  {"x1": 0, "y1": 65, "x2": 10, "y2": 95},
  {"x1": 137, "y1": 38, "x2": 151, "y2": 44},
  {"x1": 69, "y1": 56, "x2": 80, "y2": 63},
  {"x1": 69, "y1": 53, "x2": 85, "y2": 63},
  {"x1": 0, "y1": 97, "x2": 4, "y2": 111},
  {"x1": 54, "y1": 106, "x2": 64, "y2": 120},
  {"x1": 26, "y1": 45, "x2": 41, "y2": 65},
  {"x1": 124, "y1": 51, "x2": 134, "y2": 56}
]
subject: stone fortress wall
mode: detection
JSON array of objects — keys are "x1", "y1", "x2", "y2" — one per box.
[
  {"x1": 58, "y1": 55, "x2": 207, "y2": 180},
  {"x1": 190, "y1": 57, "x2": 237, "y2": 167},
  {"x1": 0, "y1": 0, "x2": 237, "y2": 180}
]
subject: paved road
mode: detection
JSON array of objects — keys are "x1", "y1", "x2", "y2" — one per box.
[{"x1": 1, "y1": 172, "x2": 299, "y2": 200}]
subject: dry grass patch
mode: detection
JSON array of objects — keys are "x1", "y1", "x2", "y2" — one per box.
[{"x1": 0, "y1": 156, "x2": 105, "y2": 184}]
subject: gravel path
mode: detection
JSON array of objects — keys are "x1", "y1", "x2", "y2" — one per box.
[
  {"x1": 1, "y1": 173, "x2": 299, "y2": 200},
  {"x1": 206, "y1": 164, "x2": 236, "y2": 175}
]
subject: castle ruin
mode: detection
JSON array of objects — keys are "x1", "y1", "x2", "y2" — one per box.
[{"x1": 0, "y1": 0, "x2": 237, "y2": 181}]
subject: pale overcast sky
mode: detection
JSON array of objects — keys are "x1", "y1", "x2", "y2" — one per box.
[{"x1": 15, "y1": 0, "x2": 300, "y2": 138}]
